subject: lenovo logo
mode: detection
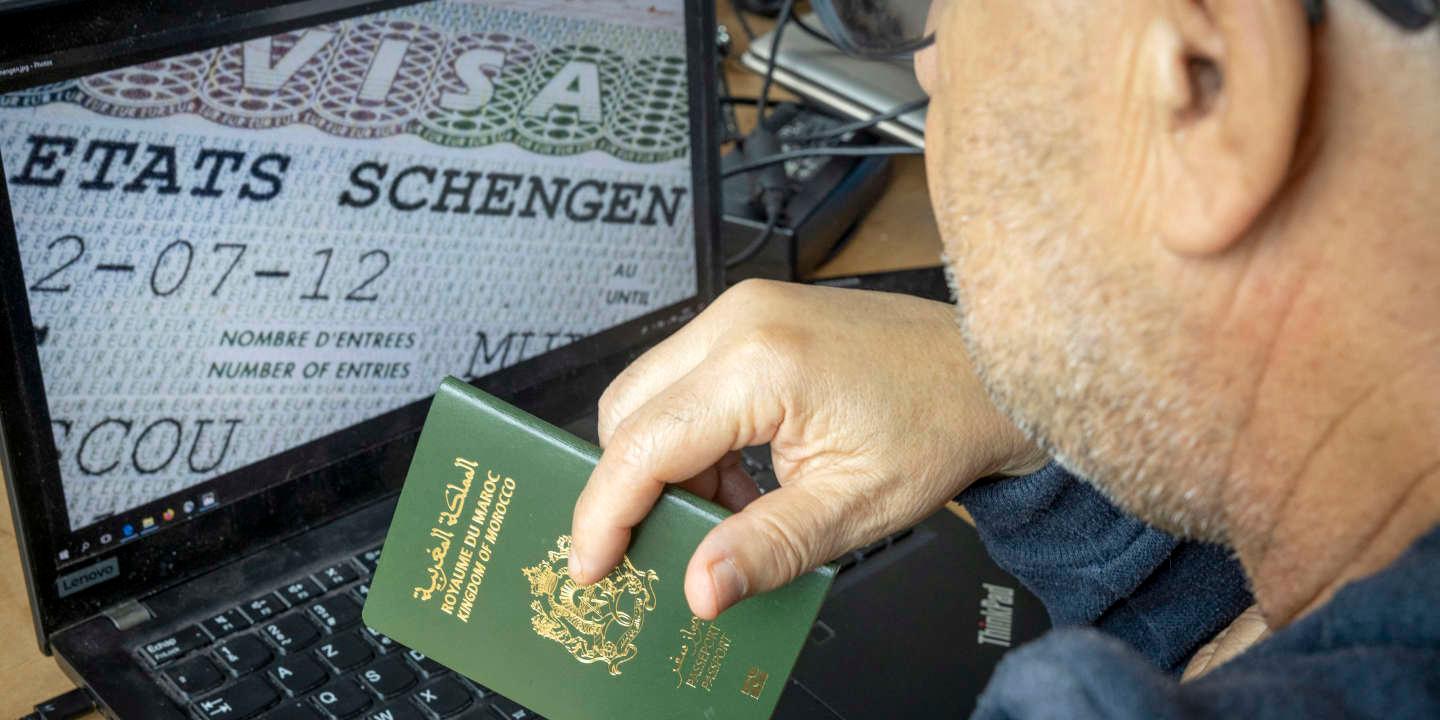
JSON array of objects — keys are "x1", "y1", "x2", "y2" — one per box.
[{"x1": 56, "y1": 557, "x2": 119, "y2": 598}]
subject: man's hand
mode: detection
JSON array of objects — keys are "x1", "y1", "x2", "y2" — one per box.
[{"x1": 569, "y1": 279, "x2": 1045, "y2": 619}]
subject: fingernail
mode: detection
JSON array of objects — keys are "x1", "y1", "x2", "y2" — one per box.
[
  {"x1": 708, "y1": 557, "x2": 748, "y2": 612},
  {"x1": 568, "y1": 549, "x2": 586, "y2": 582}
]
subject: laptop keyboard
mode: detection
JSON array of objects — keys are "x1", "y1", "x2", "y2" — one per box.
[
  {"x1": 132, "y1": 448, "x2": 913, "y2": 720},
  {"x1": 137, "y1": 547, "x2": 542, "y2": 720}
]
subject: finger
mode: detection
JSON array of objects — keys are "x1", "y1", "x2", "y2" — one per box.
[
  {"x1": 684, "y1": 479, "x2": 866, "y2": 619},
  {"x1": 596, "y1": 280, "x2": 784, "y2": 446},
  {"x1": 674, "y1": 451, "x2": 747, "y2": 504},
  {"x1": 713, "y1": 453, "x2": 761, "y2": 512},
  {"x1": 570, "y1": 365, "x2": 782, "y2": 585},
  {"x1": 596, "y1": 312, "x2": 721, "y2": 446},
  {"x1": 676, "y1": 465, "x2": 721, "y2": 502}
]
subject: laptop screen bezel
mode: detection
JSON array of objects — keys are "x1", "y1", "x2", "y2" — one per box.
[{"x1": 0, "y1": 0, "x2": 722, "y2": 651}]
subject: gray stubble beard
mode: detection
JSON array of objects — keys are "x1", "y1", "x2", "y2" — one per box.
[{"x1": 941, "y1": 239, "x2": 1246, "y2": 546}]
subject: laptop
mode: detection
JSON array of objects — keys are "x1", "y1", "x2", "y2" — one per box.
[
  {"x1": 0, "y1": 1, "x2": 1045, "y2": 717},
  {"x1": 740, "y1": 13, "x2": 927, "y2": 148}
]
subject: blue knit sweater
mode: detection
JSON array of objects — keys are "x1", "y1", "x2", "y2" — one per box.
[{"x1": 958, "y1": 462, "x2": 1440, "y2": 718}]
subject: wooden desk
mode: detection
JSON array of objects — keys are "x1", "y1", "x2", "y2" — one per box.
[{"x1": 0, "y1": 7, "x2": 942, "y2": 718}]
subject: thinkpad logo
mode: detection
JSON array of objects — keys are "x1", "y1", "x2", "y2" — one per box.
[{"x1": 977, "y1": 582, "x2": 1015, "y2": 648}]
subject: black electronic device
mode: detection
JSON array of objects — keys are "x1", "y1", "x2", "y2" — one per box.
[
  {"x1": 739, "y1": 439, "x2": 1049, "y2": 720},
  {"x1": 0, "y1": 0, "x2": 720, "y2": 637},
  {"x1": 731, "y1": 0, "x2": 785, "y2": 17},
  {"x1": 0, "y1": 0, "x2": 77, "y2": 14},
  {"x1": 812, "y1": 265, "x2": 951, "y2": 300},
  {"x1": 0, "y1": 0, "x2": 723, "y2": 716},
  {"x1": 721, "y1": 103, "x2": 893, "y2": 282}
]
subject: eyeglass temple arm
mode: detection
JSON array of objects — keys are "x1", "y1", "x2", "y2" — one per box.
[{"x1": 1305, "y1": 0, "x2": 1438, "y2": 30}]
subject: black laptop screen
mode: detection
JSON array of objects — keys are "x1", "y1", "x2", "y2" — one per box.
[{"x1": 0, "y1": 0, "x2": 699, "y2": 559}]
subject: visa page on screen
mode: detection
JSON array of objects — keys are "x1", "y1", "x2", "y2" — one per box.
[{"x1": 0, "y1": 0, "x2": 695, "y2": 529}]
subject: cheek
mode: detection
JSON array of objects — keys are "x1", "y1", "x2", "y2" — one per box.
[
  {"x1": 922, "y1": 106, "x2": 947, "y2": 207},
  {"x1": 924, "y1": 3, "x2": 1098, "y2": 302},
  {"x1": 913, "y1": 46, "x2": 938, "y2": 98}
]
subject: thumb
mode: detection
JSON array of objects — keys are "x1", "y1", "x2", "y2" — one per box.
[{"x1": 683, "y1": 479, "x2": 860, "y2": 620}]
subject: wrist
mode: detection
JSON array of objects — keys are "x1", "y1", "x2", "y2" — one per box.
[
  {"x1": 961, "y1": 373, "x2": 1050, "y2": 479},
  {"x1": 997, "y1": 438, "x2": 1050, "y2": 477}
]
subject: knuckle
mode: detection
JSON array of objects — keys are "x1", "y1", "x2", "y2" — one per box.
[
  {"x1": 723, "y1": 277, "x2": 785, "y2": 306},
  {"x1": 611, "y1": 426, "x2": 655, "y2": 477},
  {"x1": 601, "y1": 436, "x2": 663, "y2": 499},
  {"x1": 647, "y1": 386, "x2": 701, "y2": 434},
  {"x1": 712, "y1": 279, "x2": 797, "y2": 323},
  {"x1": 729, "y1": 323, "x2": 812, "y2": 375},
  {"x1": 611, "y1": 400, "x2": 688, "y2": 472},
  {"x1": 596, "y1": 379, "x2": 632, "y2": 440}
]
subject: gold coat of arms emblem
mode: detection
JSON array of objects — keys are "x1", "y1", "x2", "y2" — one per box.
[{"x1": 522, "y1": 534, "x2": 659, "y2": 676}]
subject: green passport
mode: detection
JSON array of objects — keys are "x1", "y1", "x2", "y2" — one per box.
[{"x1": 363, "y1": 377, "x2": 836, "y2": 719}]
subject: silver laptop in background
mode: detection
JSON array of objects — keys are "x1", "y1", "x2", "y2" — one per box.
[{"x1": 740, "y1": 12, "x2": 927, "y2": 147}]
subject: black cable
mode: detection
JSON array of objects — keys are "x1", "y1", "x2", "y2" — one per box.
[
  {"x1": 754, "y1": 0, "x2": 795, "y2": 121},
  {"x1": 721, "y1": 145, "x2": 924, "y2": 179},
  {"x1": 720, "y1": 97, "x2": 759, "y2": 144},
  {"x1": 792, "y1": 13, "x2": 831, "y2": 44},
  {"x1": 725, "y1": 209, "x2": 784, "y2": 269},
  {"x1": 729, "y1": 0, "x2": 758, "y2": 40},
  {"x1": 724, "y1": 1, "x2": 797, "y2": 277},
  {"x1": 728, "y1": 115, "x2": 790, "y2": 270},
  {"x1": 786, "y1": 97, "x2": 929, "y2": 144},
  {"x1": 716, "y1": 48, "x2": 742, "y2": 144}
]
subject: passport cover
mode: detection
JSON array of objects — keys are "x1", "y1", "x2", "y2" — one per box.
[{"x1": 363, "y1": 377, "x2": 836, "y2": 720}]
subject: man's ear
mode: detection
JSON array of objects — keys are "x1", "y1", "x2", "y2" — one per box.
[{"x1": 1148, "y1": 0, "x2": 1311, "y2": 255}]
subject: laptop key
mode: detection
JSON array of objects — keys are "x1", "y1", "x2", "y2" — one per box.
[
  {"x1": 316, "y1": 631, "x2": 374, "y2": 673},
  {"x1": 309, "y1": 595, "x2": 362, "y2": 632},
  {"x1": 193, "y1": 675, "x2": 279, "y2": 720},
  {"x1": 245, "y1": 593, "x2": 288, "y2": 622},
  {"x1": 204, "y1": 608, "x2": 254, "y2": 639},
  {"x1": 488, "y1": 697, "x2": 536, "y2": 720},
  {"x1": 460, "y1": 680, "x2": 492, "y2": 700},
  {"x1": 142, "y1": 624, "x2": 208, "y2": 666},
  {"x1": 165, "y1": 654, "x2": 225, "y2": 696},
  {"x1": 363, "y1": 626, "x2": 396, "y2": 654},
  {"x1": 265, "y1": 614, "x2": 321, "y2": 654},
  {"x1": 413, "y1": 678, "x2": 472, "y2": 718},
  {"x1": 359, "y1": 656, "x2": 418, "y2": 699},
  {"x1": 402, "y1": 649, "x2": 448, "y2": 678},
  {"x1": 281, "y1": 578, "x2": 327, "y2": 606},
  {"x1": 355, "y1": 547, "x2": 382, "y2": 574},
  {"x1": 352, "y1": 582, "x2": 370, "y2": 603},
  {"x1": 270, "y1": 653, "x2": 329, "y2": 696},
  {"x1": 362, "y1": 703, "x2": 423, "y2": 720},
  {"x1": 267, "y1": 700, "x2": 325, "y2": 720},
  {"x1": 312, "y1": 677, "x2": 372, "y2": 719},
  {"x1": 218, "y1": 634, "x2": 274, "y2": 676},
  {"x1": 315, "y1": 561, "x2": 360, "y2": 591}
]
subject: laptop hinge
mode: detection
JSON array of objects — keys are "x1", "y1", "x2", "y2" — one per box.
[{"x1": 102, "y1": 599, "x2": 153, "y2": 632}]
